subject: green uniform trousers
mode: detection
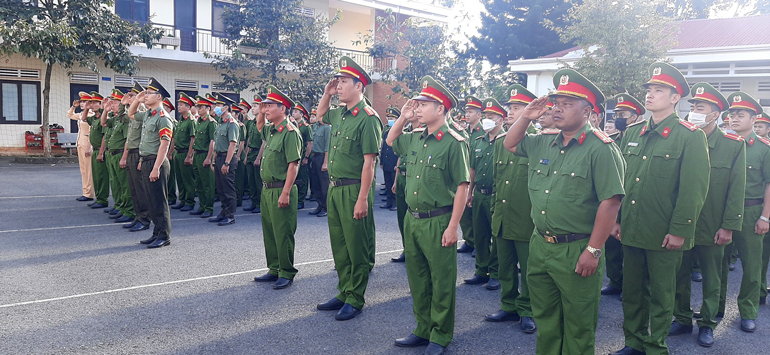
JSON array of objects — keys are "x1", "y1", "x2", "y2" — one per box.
[
  {"x1": 125, "y1": 150, "x2": 150, "y2": 225},
  {"x1": 108, "y1": 152, "x2": 134, "y2": 218},
  {"x1": 140, "y1": 158, "x2": 171, "y2": 240},
  {"x1": 327, "y1": 182, "x2": 376, "y2": 310},
  {"x1": 193, "y1": 153, "x2": 215, "y2": 214},
  {"x1": 91, "y1": 153, "x2": 110, "y2": 205},
  {"x1": 404, "y1": 212, "x2": 456, "y2": 347},
  {"x1": 174, "y1": 151, "x2": 197, "y2": 207},
  {"x1": 496, "y1": 234, "x2": 532, "y2": 317},
  {"x1": 106, "y1": 151, "x2": 120, "y2": 211},
  {"x1": 459, "y1": 207, "x2": 474, "y2": 249},
  {"x1": 245, "y1": 151, "x2": 263, "y2": 209},
  {"x1": 605, "y1": 236, "x2": 623, "y2": 290},
  {"x1": 718, "y1": 204, "x2": 763, "y2": 319},
  {"x1": 622, "y1": 246, "x2": 682, "y2": 355},
  {"x1": 297, "y1": 163, "x2": 310, "y2": 205},
  {"x1": 761, "y1": 232, "x2": 770, "y2": 299},
  {"x1": 167, "y1": 157, "x2": 177, "y2": 204},
  {"x1": 235, "y1": 160, "x2": 247, "y2": 206},
  {"x1": 528, "y1": 232, "x2": 603, "y2": 355},
  {"x1": 472, "y1": 192, "x2": 497, "y2": 278},
  {"x1": 674, "y1": 245, "x2": 724, "y2": 330},
  {"x1": 261, "y1": 185, "x2": 298, "y2": 279},
  {"x1": 396, "y1": 173, "x2": 407, "y2": 248}
]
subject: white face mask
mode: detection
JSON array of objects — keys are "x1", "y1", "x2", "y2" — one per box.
[
  {"x1": 689, "y1": 112, "x2": 715, "y2": 128},
  {"x1": 481, "y1": 118, "x2": 497, "y2": 132}
]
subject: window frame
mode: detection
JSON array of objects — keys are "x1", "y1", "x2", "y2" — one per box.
[
  {"x1": 115, "y1": 0, "x2": 150, "y2": 24},
  {"x1": 0, "y1": 79, "x2": 41, "y2": 125},
  {"x1": 212, "y1": 0, "x2": 238, "y2": 38}
]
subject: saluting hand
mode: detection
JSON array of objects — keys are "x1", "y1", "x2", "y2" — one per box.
[
  {"x1": 400, "y1": 100, "x2": 418, "y2": 120},
  {"x1": 324, "y1": 78, "x2": 339, "y2": 96},
  {"x1": 519, "y1": 96, "x2": 551, "y2": 122}
]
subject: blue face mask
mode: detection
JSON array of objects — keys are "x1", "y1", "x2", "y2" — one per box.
[
  {"x1": 388, "y1": 120, "x2": 395, "y2": 127},
  {"x1": 214, "y1": 107, "x2": 223, "y2": 116}
]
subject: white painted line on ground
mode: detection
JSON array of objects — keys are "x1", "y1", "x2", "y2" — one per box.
[
  {"x1": 0, "y1": 195, "x2": 79, "y2": 200},
  {"x1": 0, "y1": 213, "x2": 259, "y2": 234},
  {"x1": 0, "y1": 249, "x2": 403, "y2": 309}
]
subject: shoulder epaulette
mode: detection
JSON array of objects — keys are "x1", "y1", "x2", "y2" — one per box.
[
  {"x1": 496, "y1": 131, "x2": 507, "y2": 140},
  {"x1": 363, "y1": 106, "x2": 378, "y2": 117},
  {"x1": 626, "y1": 120, "x2": 646, "y2": 129},
  {"x1": 679, "y1": 120, "x2": 698, "y2": 131},
  {"x1": 541, "y1": 128, "x2": 560, "y2": 135},
  {"x1": 759, "y1": 137, "x2": 770, "y2": 146},
  {"x1": 593, "y1": 130, "x2": 614, "y2": 143},
  {"x1": 448, "y1": 129, "x2": 466, "y2": 142},
  {"x1": 724, "y1": 133, "x2": 744, "y2": 142},
  {"x1": 452, "y1": 122, "x2": 464, "y2": 131},
  {"x1": 286, "y1": 122, "x2": 296, "y2": 132}
]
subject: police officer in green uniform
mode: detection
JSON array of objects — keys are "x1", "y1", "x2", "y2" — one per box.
[
  {"x1": 387, "y1": 76, "x2": 470, "y2": 355},
  {"x1": 104, "y1": 89, "x2": 135, "y2": 224},
  {"x1": 292, "y1": 103, "x2": 313, "y2": 210},
  {"x1": 669, "y1": 82, "x2": 745, "y2": 347},
  {"x1": 208, "y1": 95, "x2": 240, "y2": 226},
  {"x1": 504, "y1": 69, "x2": 625, "y2": 355},
  {"x1": 244, "y1": 95, "x2": 264, "y2": 213},
  {"x1": 235, "y1": 99, "x2": 252, "y2": 207},
  {"x1": 457, "y1": 96, "x2": 484, "y2": 255},
  {"x1": 716, "y1": 92, "x2": 770, "y2": 333},
  {"x1": 315, "y1": 56, "x2": 382, "y2": 321},
  {"x1": 85, "y1": 92, "x2": 110, "y2": 209},
  {"x1": 163, "y1": 98, "x2": 178, "y2": 206},
  {"x1": 122, "y1": 83, "x2": 151, "y2": 232},
  {"x1": 189, "y1": 95, "x2": 217, "y2": 218},
  {"x1": 128, "y1": 77, "x2": 175, "y2": 248},
  {"x1": 387, "y1": 107, "x2": 411, "y2": 263},
  {"x1": 485, "y1": 84, "x2": 537, "y2": 333},
  {"x1": 99, "y1": 91, "x2": 122, "y2": 220},
  {"x1": 252, "y1": 86, "x2": 302, "y2": 290},
  {"x1": 601, "y1": 93, "x2": 646, "y2": 297},
  {"x1": 611, "y1": 62, "x2": 710, "y2": 355},
  {"x1": 309, "y1": 107, "x2": 332, "y2": 217},
  {"x1": 170, "y1": 92, "x2": 197, "y2": 212},
  {"x1": 464, "y1": 98, "x2": 505, "y2": 290}
]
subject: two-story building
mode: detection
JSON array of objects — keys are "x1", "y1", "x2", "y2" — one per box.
[{"x1": 0, "y1": 0, "x2": 450, "y2": 152}]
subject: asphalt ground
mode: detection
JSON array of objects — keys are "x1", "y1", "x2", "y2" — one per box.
[{"x1": 1, "y1": 157, "x2": 769, "y2": 354}]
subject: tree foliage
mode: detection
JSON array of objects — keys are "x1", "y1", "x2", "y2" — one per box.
[
  {"x1": 209, "y1": 0, "x2": 339, "y2": 107},
  {"x1": 553, "y1": 0, "x2": 675, "y2": 99},
  {"x1": 659, "y1": 0, "x2": 755, "y2": 19}
]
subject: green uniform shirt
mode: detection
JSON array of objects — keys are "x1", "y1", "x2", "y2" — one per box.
[
  {"x1": 392, "y1": 124, "x2": 470, "y2": 212},
  {"x1": 449, "y1": 121, "x2": 470, "y2": 141},
  {"x1": 238, "y1": 122, "x2": 248, "y2": 160},
  {"x1": 192, "y1": 115, "x2": 217, "y2": 152},
  {"x1": 619, "y1": 113, "x2": 710, "y2": 250},
  {"x1": 127, "y1": 106, "x2": 146, "y2": 150},
  {"x1": 173, "y1": 112, "x2": 197, "y2": 150},
  {"x1": 491, "y1": 131, "x2": 534, "y2": 242},
  {"x1": 107, "y1": 105, "x2": 129, "y2": 151},
  {"x1": 323, "y1": 99, "x2": 382, "y2": 181},
  {"x1": 103, "y1": 112, "x2": 116, "y2": 147},
  {"x1": 213, "y1": 116, "x2": 240, "y2": 153},
  {"x1": 470, "y1": 131, "x2": 497, "y2": 190},
  {"x1": 298, "y1": 121, "x2": 313, "y2": 157},
  {"x1": 138, "y1": 107, "x2": 174, "y2": 157},
  {"x1": 87, "y1": 110, "x2": 105, "y2": 148},
  {"x1": 246, "y1": 119, "x2": 262, "y2": 149},
  {"x1": 311, "y1": 122, "x2": 331, "y2": 153},
  {"x1": 515, "y1": 122, "x2": 626, "y2": 236},
  {"x1": 695, "y1": 127, "x2": 746, "y2": 245},
  {"x1": 259, "y1": 119, "x2": 302, "y2": 183},
  {"x1": 469, "y1": 123, "x2": 485, "y2": 141},
  {"x1": 743, "y1": 131, "x2": 770, "y2": 200}
]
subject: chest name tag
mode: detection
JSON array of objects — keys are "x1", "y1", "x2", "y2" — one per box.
[
  {"x1": 539, "y1": 159, "x2": 550, "y2": 165},
  {"x1": 627, "y1": 142, "x2": 639, "y2": 147},
  {"x1": 475, "y1": 148, "x2": 482, "y2": 152}
]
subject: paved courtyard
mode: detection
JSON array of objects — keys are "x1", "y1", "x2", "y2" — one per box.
[{"x1": 0, "y1": 157, "x2": 768, "y2": 354}]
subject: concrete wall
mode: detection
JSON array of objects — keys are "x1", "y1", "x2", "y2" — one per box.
[{"x1": 328, "y1": 8, "x2": 374, "y2": 51}]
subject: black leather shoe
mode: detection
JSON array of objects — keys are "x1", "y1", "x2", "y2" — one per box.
[
  {"x1": 251, "y1": 208, "x2": 261, "y2": 214},
  {"x1": 391, "y1": 253, "x2": 405, "y2": 263},
  {"x1": 521, "y1": 316, "x2": 537, "y2": 333},
  {"x1": 236, "y1": 201, "x2": 242, "y2": 207},
  {"x1": 208, "y1": 215, "x2": 225, "y2": 223},
  {"x1": 309, "y1": 206, "x2": 322, "y2": 215},
  {"x1": 297, "y1": 203, "x2": 304, "y2": 210},
  {"x1": 253, "y1": 273, "x2": 279, "y2": 282},
  {"x1": 697, "y1": 326, "x2": 714, "y2": 347},
  {"x1": 243, "y1": 205, "x2": 257, "y2": 212},
  {"x1": 76, "y1": 196, "x2": 93, "y2": 201},
  {"x1": 380, "y1": 203, "x2": 394, "y2": 209},
  {"x1": 457, "y1": 243, "x2": 474, "y2": 253},
  {"x1": 214, "y1": 196, "x2": 219, "y2": 202},
  {"x1": 109, "y1": 209, "x2": 120, "y2": 215},
  {"x1": 486, "y1": 278, "x2": 501, "y2": 290},
  {"x1": 90, "y1": 203, "x2": 107, "y2": 209},
  {"x1": 317, "y1": 210, "x2": 327, "y2": 217},
  {"x1": 190, "y1": 210, "x2": 204, "y2": 215},
  {"x1": 464, "y1": 275, "x2": 489, "y2": 285},
  {"x1": 139, "y1": 236, "x2": 157, "y2": 244},
  {"x1": 729, "y1": 262, "x2": 736, "y2": 271},
  {"x1": 601, "y1": 285, "x2": 623, "y2": 295},
  {"x1": 180, "y1": 205, "x2": 193, "y2": 212},
  {"x1": 273, "y1": 278, "x2": 293, "y2": 289},
  {"x1": 147, "y1": 238, "x2": 170, "y2": 248},
  {"x1": 694, "y1": 312, "x2": 702, "y2": 319},
  {"x1": 87, "y1": 202, "x2": 96, "y2": 207},
  {"x1": 123, "y1": 220, "x2": 138, "y2": 229},
  {"x1": 335, "y1": 303, "x2": 361, "y2": 321},
  {"x1": 669, "y1": 321, "x2": 693, "y2": 335},
  {"x1": 424, "y1": 342, "x2": 446, "y2": 355},
  {"x1": 114, "y1": 215, "x2": 132, "y2": 223},
  {"x1": 171, "y1": 203, "x2": 184, "y2": 209},
  {"x1": 390, "y1": 205, "x2": 397, "y2": 211},
  {"x1": 200, "y1": 212, "x2": 213, "y2": 218},
  {"x1": 760, "y1": 296, "x2": 766, "y2": 305},
  {"x1": 692, "y1": 271, "x2": 703, "y2": 282},
  {"x1": 168, "y1": 200, "x2": 176, "y2": 205},
  {"x1": 130, "y1": 222, "x2": 149, "y2": 232},
  {"x1": 379, "y1": 191, "x2": 387, "y2": 195},
  {"x1": 108, "y1": 213, "x2": 123, "y2": 220},
  {"x1": 394, "y1": 334, "x2": 429, "y2": 348},
  {"x1": 740, "y1": 319, "x2": 756, "y2": 333},
  {"x1": 485, "y1": 309, "x2": 520, "y2": 322},
  {"x1": 381, "y1": 198, "x2": 387, "y2": 202},
  {"x1": 307, "y1": 197, "x2": 316, "y2": 201},
  {"x1": 471, "y1": 249, "x2": 476, "y2": 258},
  {"x1": 317, "y1": 297, "x2": 345, "y2": 311},
  {"x1": 104, "y1": 207, "x2": 114, "y2": 213},
  {"x1": 217, "y1": 217, "x2": 235, "y2": 226},
  {"x1": 609, "y1": 346, "x2": 645, "y2": 355}
]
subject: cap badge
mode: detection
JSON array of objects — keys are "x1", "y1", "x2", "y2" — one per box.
[
  {"x1": 422, "y1": 81, "x2": 428, "y2": 89},
  {"x1": 696, "y1": 86, "x2": 705, "y2": 95},
  {"x1": 653, "y1": 67, "x2": 662, "y2": 76},
  {"x1": 617, "y1": 96, "x2": 624, "y2": 103},
  {"x1": 511, "y1": 89, "x2": 518, "y2": 97},
  {"x1": 559, "y1": 75, "x2": 569, "y2": 86},
  {"x1": 486, "y1": 101, "x2": 492, "y2": 108},
  {"x1": 734, "y1": 95, "x2": 742, "y2": 103},
  {"x1": 341, "y1": 59, "x2": 347, "y2": 67}
]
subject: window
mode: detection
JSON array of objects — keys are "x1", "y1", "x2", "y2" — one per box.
[
  {"x1": 1, "y1": 80, "x2": 41, "y2": 124},
  {"x1": 116, "y1": 0, "x2": 149, "y2": 23},
  {"x1": 212, "y1": 0, "x2": 238, "y2": 38}
]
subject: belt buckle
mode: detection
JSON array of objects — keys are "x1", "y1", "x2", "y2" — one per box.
[
  {"x1": 544, "y1": 235, "x2": 557, "y2": 244},
  {"x1": 411, "y1": 211, "x2": 420, "y2": 219},
  {"x1": 330, "y1": 181, "x2": 338, "y2": 187}
]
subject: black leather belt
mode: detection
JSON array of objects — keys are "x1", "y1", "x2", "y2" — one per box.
[
  {"x1": 110, "y1": 149, "x2": 124, "y2": 156},
  {"x1": 294, "y1": 179, "x2": 303, "y2": 186},
  {"x1": 537, "y1": 229, "x2": 591, "y2": 244},
  {"x1": 745, "y1": 198, "x2": 764, "y2": 207},
  {"x1": 140, "y1": 154, "x2": 158, "y2": 163},
  {"x1": 399, "y1": 171, "x2": 406, "y2": 177},
  {"x1": 263, "y1": 181, "x2": 285, "y2": 189},
  {"x1": 128, "y1": 148, "x2": 139, "y2": 154},
  {"x1": 330, "y1": 179, "x2": 361, "y2": 187},
  {"x1": 409, "y1": 206, "x2": 453, "y2": 219},
  {"x1": 311, "y1": 152, "x2": 324, "y2": 156},
  {"x1": 475, "y1": 187, "x2": 493, "y2": 195},
  {"x1": 195, "y1": 149, "x2": 208, "y2": 154},
  {"x1": 216, "y1": 152, "x2": 228, "y2": 157}
]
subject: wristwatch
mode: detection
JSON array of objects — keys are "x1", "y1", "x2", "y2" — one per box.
[
  {"x1": 760, "y1": 216, "x2": 770, "y2": 223},
  {"x1": 223, "y1": 162, "x2": 230, "y2": 167},
  {"x1": 585, "y1": 245, "x2": 602, "y2": 259}
]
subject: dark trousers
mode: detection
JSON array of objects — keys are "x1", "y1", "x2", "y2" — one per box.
[
  {"x1": 382, "y1": 169, "x2": 395, "y2": 206},
  {"x1": 309, "y1": 153, "x2": 329, "y2": 210},
  {"x1": 126, "y1": 151, "x2": 150, "y2": 225},
  {"x1": 214, "y1": 154, "x2": 238, "y2": 219},
  {"x1": 140, "y1": 157, "x2": 171, "y2": 240},
  {"x1": 297, "y1": 163, "x2": 310, "y2": 204}
]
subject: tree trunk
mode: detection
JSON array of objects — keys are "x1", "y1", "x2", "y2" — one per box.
[{"x1": 41, "y1": 61, "x2": 53, "y2": 157}]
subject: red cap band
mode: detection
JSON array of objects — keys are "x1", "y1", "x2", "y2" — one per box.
[
  {"x1": 339, "y1": 66, "x2": 368, "y2": 86},
  {"x1": 420, "y1": 86, "x2": 453, "y2": 110},
  {"x1": 266, "y1": 92, "x2": 292, "y2": 109},
  {"x1": 648, "y1": 73, "x2": 683, "y2": 96},
  {"x1": 553, "y1": 81, "x2": 598, "y2": 111}
]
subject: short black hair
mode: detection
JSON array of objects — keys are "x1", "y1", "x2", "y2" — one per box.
[
  {"x1": 279, "y1": 103, "x2": 290, "y2": 115},
  {"x1": 669, "y1": 87, "x2": 679, "y2": 96},
  {"x1": 708, "y1": 103, "x2": 721, "y2": 114},
  {"x1": 352, "y1": 78, "x2": 365, "y2": 93},
  {"x1": 757, "y1": 122, "x2": 770, "y2": 129}
]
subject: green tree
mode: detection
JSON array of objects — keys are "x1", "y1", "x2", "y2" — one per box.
[
  {"x1": 209, "y1": 0, "x2": 339, "y2": 107},
  {"x1": 660, "y1": 0, "x2": 754, "y2": 19},
  {"x1": 0, "y1": 0, "x2": 161, "y2": 157},
  {"x1": 552, "y1": 0, "x2": 675, "y2": 99}
]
